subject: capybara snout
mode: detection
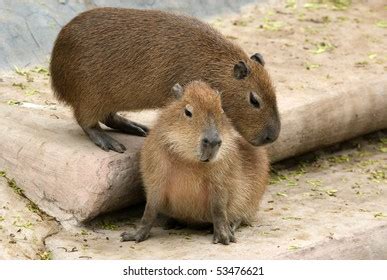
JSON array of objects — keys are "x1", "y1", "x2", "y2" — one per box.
[
  {"x1": 253, "y1": 111, "x2": 281, "y2": 145},
  {"x1": 200, "y1": 123, "x2": 222, "y2": 162}
]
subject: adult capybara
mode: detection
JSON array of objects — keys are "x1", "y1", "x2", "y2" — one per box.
[
  {"x1": 50, "y1": 8, "x2": 280, "y2": 152},
  {"x1": 121, "y1": 81, "x2": 269, "y2": 245}
]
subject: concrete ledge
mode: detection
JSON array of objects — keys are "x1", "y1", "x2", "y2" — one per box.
[{"x1": 0, "y1": 79, "x2": 386, "y2": 223}]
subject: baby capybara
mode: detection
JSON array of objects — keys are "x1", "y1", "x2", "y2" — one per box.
[
  {"x1": 121, "y1": 81, "x2": 269, "y2": 245},
  {"x1": 50, "y1": 8, "x2": 280, "y2": 152}
]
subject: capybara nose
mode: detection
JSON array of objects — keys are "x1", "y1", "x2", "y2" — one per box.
[
  {"x1": 260, "y1": 125, "x2": 279, "y2": 145},
  {"x1": 202, "y1": 136, "x2": 222, "y2": 148},
  {"x1": 200, "y1": 127, "x2": 222, "y2": 162}
]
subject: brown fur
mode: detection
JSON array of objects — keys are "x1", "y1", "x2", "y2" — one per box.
[
  {"x1": 122, "y1": 81, "x2": 269, "y2": 244},
  {"x1": 50, "y1": 8, "x2": 279, "y2": 148}
]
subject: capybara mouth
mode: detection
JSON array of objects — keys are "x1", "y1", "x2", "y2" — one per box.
[
  {"x1": 199, "y1": 150, "x2": 217, "y2": 163},
  {"x1": 249, "y1": 138, "x2": 263, "y2": 146}
]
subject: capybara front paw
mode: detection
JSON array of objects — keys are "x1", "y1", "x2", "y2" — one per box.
[
  {"x1": 213, "y1": 225, "x2": 236, "y2": 245},
  {"x1": 120, "y1": 231, "x2": 136, "y2": 242},
  {"x1": 120, "y1": 229, "x2": 150, "y2": 243}
]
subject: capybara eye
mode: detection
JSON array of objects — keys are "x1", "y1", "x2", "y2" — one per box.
[
  {"x1": 185, "y1": 108, "x2": 192, "y2": 117},
  {"x1": 184, "y1": 104, "x2": 193, "y2": 117},
  {"x1": 249, "y1": 92, "x2": 261, "y2": 108}
]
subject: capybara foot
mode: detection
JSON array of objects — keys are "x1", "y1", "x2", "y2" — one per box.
[
  {"x1": 120, "y1": 229, "x2": 150, "y2": 243},
  {"x1": 120, "y1": 232, "x2": 136, "y2": 242},
  {"x1": 104, "y1": 113, "x2": 149, "y2": 137},
  {"x1": 83, "y1": 126, "x2": 127, "y2": 153},
  {"x1": 213, "y1": 224, "x2": 236, "y2": 245},
  {"x1": 230, "y1": 219, "x2": 243, "y2": 234}
]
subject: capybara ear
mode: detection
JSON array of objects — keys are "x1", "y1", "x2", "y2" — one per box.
[
  {"x1": 233, "y1": 61, "x2": 250, "y2": 80},
  {"x1": 250, "y1": 53, "x2": 265, "y2": 66},
  {"x1": 171, "y1": 83, "x2": 184, "y2": 99}
]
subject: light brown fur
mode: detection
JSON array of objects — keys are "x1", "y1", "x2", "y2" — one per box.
[
  {"x1": 50, "y1": 8, "x2": 280, "y2": 152},
  {"x1": 121, "y1": 81, "x2": 269, "y2": 245}
]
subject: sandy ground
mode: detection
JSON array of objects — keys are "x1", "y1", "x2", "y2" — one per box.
[{"x1": 0, "y1": 0, "x2": 386, "y2": 259}]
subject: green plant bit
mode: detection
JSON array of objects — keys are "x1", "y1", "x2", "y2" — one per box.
[
  {"x1": 31, "y1": 66, "x2": 50, "y2": 76},
  {"x1": 368, "y1": 170, "x2": 385, "y2": 182},
  {"x1": 13, "y1": 218, "x2": 33, "y2": 229},
  {"x1": 38, "y1": 250, "x2": 52, "y2": 260},
  {"x1": 7, "y1": 100, "x2": 22, "y2": 106},
  {"x1": 12, "y1": 82, "x2": 27, "y2": 90},
  {"x1": 304, "y1": 2, "x2": 327, "y2": 10},
  {"x1": 354, "y1": 61, "x2": 368, "y2": 67},
  {"x1": 376, "y1": 20, "x2": 387, "y2": 28},
  {"x1": 233, "y1": 19, "x2": 249, "y2": 27},
  {"x1": 276, "y1": 192, "x2": 288, "y2": 197},
  {"x1": 304, "y1": 0, "x2": 351, "y2": 10},
  {"x1": 374, "y1": 212, "x2": 387, "y2": 219},
  {"x1": 26, "y1": 201, "x2": 45, "y2": 217},
  {"x1": 262, "y1": 20, "x2": 284, "y2": 31},
  {"x1": 0, "y1": 216, "x2": 5, "y2": 222},
  {"x1": 337, "y1": 16, "x2": 348, "y2": 21},
  {"x1": 327, "y1": 155, "x2": 350, "y2": 164},
  {"x1": 312, "y1": 42, "x2": 335, "y2": 54},
  {"x1": 305, "y1": 62, "x2": 321, "y2": 70},
  {"x1": 285, "y1": 0, "x2": 297, "y2": 9},
  {"x1": 25, "y1": 89, "x2": 39, "y2": 96},
  {"x1": 325, "y1": 189, "x2": 338, "y2": 196},
  {"x1": 306, "y1": 179, "x2": 323, "y2": 187},
  {"x1": 288, "y1": 245, "x2": 301, "y2": 250},
  {"x1": 225, "y1": 35, "x2": 238, "y2": 40},
  {"x1": 8, "y1": 178, "x2": 24, "y2": 196},
  {"x1": 269, "y1": 170, "x2": 289, "y2": 184},
  {"x1": 101, "y1": 220, "x2": 118, "y2": 230},
  {"x1": 329, "y1": 0, "x2": 351, "y2": 10},
  {"x1": 287, "y1": 180, "x2": 298, "y2": 187},
  {"x1": 13, "y1": 66, "x2": 33, "y2": 82},
  {"x1": 14, "y1": 66, "x2": 28, "y2": 76}
]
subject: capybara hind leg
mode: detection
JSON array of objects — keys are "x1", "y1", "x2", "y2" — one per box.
[
  {"x1": 103, "y1": 113, "x2": 148, "y2": 137},
  {"x1": 230, "y1": 218, "x2": 243, "y2": 234},
  {"x1": 82, "y1": 124, "x2": 127, "y2": 153}
]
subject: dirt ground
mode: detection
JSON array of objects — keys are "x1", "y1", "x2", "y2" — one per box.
[{"x1": 0, "y1": 0, "x2": 386, "y2": 259}]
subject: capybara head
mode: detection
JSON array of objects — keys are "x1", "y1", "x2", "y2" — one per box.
[
  {"x1": 161, "y1": 81, "x2": 234, "y2": 163},
  {"x1": 219, "y1": 53, "x2": 280, "y2": 146}
]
